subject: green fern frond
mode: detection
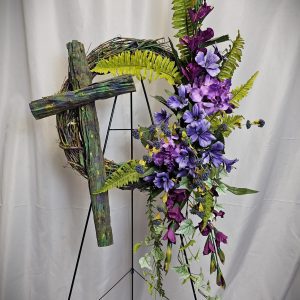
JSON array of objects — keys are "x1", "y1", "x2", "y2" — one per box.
[
  {"x1": 230, "y1": 71, "x2": 259, "y2": 108},
  {"x1": 172, "y1": 0, "x2": 194, "y2": 38},
  {"x1": 202, "y1": 193, "x2": 214, "y2": 229},
  {"x1": 95, "y1": 160, "x2": 141, "y2": 193},
  {"x1": 218, "y1": 31, "x2": 245, "y2": 80},
  {"x1": 211, "y1": 114, "x2": 244, "y2": 137},
  {"x1": 92, "y1": 50, "x2": 181, "y2": 85}
]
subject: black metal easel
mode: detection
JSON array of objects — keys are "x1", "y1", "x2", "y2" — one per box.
[{"x1": 67, "y1": 80, "x2": 198, "y2": 300}]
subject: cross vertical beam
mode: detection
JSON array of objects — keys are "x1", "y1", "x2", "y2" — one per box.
[{"x1": 66, "y1": 40, "x2": 113, "y2": 246}]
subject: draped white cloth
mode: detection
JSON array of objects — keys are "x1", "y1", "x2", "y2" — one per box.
[{"x1": 0, "y1": 0, "x2": 300, "y2": 299}]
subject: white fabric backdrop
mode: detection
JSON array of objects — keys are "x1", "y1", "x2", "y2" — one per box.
[{"x1": 1, "y1": 0, "x2": 300, "y2": 299}]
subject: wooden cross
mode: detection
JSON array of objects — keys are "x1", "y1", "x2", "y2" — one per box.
[{"x1": 29, "y1": 40, "x2": 136, "y2": 247}]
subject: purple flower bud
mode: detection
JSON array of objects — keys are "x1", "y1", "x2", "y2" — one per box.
[
  {"x1": 163, "y1": 227, "x2": 177, "y2": 244},
  {"x1": 203, "y1": 237, "x2": 215, "y2": 255}
]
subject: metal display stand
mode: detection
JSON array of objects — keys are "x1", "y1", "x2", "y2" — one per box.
[{"x1": 67, "y1": 80, "x2": 197, "y2": 300}]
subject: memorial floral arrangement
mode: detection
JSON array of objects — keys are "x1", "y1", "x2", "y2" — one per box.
[{"x1": 90, "y1": 0, "x2": 264, "y2": 298}]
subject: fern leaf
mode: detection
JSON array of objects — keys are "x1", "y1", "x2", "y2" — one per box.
[
  {"x1": 230, "y1": 71, "x2": 259, "y2": 108},
  {"x1": 211, "y1": 114, "x2": 244, "y2": 137},
  {"x1": 92, "y1": 50, "x2": 181, "y2": 85},
  {"x1": 172, "y1": 0, "x2": 194, "y2": 38},
  {"x1": 95, "y1": 160, "x2": 141, "y2": 193},
  {"x1": 202, "y1": 193, "x2": 214, "y2": 229},
  {"x1": 218, "y1": 31, "x2": 245, "y2": 80}
]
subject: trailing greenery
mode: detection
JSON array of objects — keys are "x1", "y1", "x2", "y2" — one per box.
[
  {"x1": 172, "y1": 0, "x2": 194, "y2": 38},
  {"x1": 230, "y1": 71, "x2": 259, "y2": 108},
  {"x1": 92, "y1": 50, "x2": 181, "y2": 85},
  {"x1": 94, "y1": 160, "x2": 141, "y2": 193},
  {"x1": 218, "y1": 31, "x2": 245, "y2": 80}
]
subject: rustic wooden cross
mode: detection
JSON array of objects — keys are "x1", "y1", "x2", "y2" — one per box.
[{"x1": 29, "y1": 40, "x2": 136, "y2": 247}]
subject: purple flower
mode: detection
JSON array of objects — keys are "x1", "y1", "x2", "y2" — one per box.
[
  {"x1": 152, "y1": 140, "x2": 179, "y2": 172},
  {"x1": 167, "y1": 84, "x2": 189, "y2": 110},
  {"x1": 188, "y1": 3, "x2": 214, "y2": 23},
  {"x1": 180, "y1": 28, "x2": 214, "y2": 52},
  {"x1": 199, "y1": 221, "x2": 212, "y2": 236},
  {"x1": 195, "y1": 49, "x2": 220, "y2": 77},
  {"x1": 186, "y1": 119, "x2": 216, "y2": 147},
  {"x1": 168, "y1": 206, "x2": 185, "y2": 223},
  {"x1": 202, "y1": 141, "x2": 224, "y2": 167},
  {"x1": 203, "y1": 237, "x2": 215, "y2": 255},
  {"x1": 223, "y1": 157, "x2": 238, "y2": 172},
  {"x1": 182, "y1": 104, "x2": 206, "y2": 124},
  {"x1": 189, "y1": 75, "x2": 232, "y2": 115},
  {"x1": 153, "y1": 172, "x2": 175, "y2": 192},
  {"x1": 154, "y1": 108, "x2": 171, "y2": 124},
  {"x1": 215, "y1": 230, "x2": 228, "y2": 247},
  {"x1": 163, "y1": 227, "x2": 177, "y2": 244}
]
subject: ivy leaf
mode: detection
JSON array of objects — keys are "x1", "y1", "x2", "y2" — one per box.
[
  {"x1": 151, "y1": 247, "x2": 165, "y2": 262},
  {"x1": 153, "y1": 224, "x2": 166, "y2": 235},
  {"x1": 224, "y1": 183, "x2": 258, "y2": 195},
  {"x1": 139, "y1": 255, "x2": 152, "y2": 270},
  {"x1": 133, "y1": 242, "x2": 142, "y2": 253},
  {"x1": 175, "y1": 219, "x2": 195, "y2": 237},
  {"x1": 179, "y1": 239, "x2": 196, "y2": 251},
  {"x1": 173, "y1": 265, "x2": 190, "y2": 280}
]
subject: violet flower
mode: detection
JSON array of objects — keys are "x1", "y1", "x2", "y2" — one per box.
[
  {"x1": 153, "y1": 172, "x2": 175, "y2": 192},
  {"x1": 182, "y1": 104, "x2": 206, "y2": 125},
  {"x1": 175, "y1": 147, "x2": 196, "y2": 169},
  {"x1": 167, "y1": 84, "x2": 189, "y2": 110},
  {"x1": 202, "y1": 141, "x2": 224, "y2": 167},
  {"x1": 154, "y1": 108, "x2": 171, "y2": 124},
  {"x1": 181, "y1": 63, "x2": 202, "y2": 82},
  {"x1": 188, "y1": 3, "x2": 213, "y2": 23},
  {"x1": 223, "y1": 157, "x2": 238, "y2": 172},
  {"x1": 186, "y1": 119, "x2": 216, "y2": 147},
  {"x1": 195, "y1": 49, "x2": 220, "y2": 77}
]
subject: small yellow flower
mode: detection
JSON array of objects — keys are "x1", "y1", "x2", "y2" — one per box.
[
  {"x1": 154, "y1": 213, "x2": 161, "y2": 220},
  {"x1": 199, "y1": 203, "x2": 204, "y2": 212},
  {"x1": 182, "y1": 130, "x2": 187, "y2": 138},
  {"x1": 152, "y1": 147, "x2": 159, "y2": 153},
  {"x1": 139, "y1": 160, "x2": 146, "y2": 166},
  {"x1": 162, "y1": 192, "x2": 168, "y2": 203}
]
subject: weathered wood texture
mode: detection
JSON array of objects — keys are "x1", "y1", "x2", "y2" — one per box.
[
  {"x1": 30, "y1": 76, "x2": 135, "y2": 120},
  {"x1": 66, "y1": 40, "x2": 113, "y2": 247}
]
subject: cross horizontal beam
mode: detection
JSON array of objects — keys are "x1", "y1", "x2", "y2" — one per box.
[{"x1": 29, "y1": 75, "x2": 136, "y2": 120}]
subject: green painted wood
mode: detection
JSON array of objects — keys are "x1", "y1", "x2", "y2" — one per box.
[
  {"x1": 29, "y1": 75, "x2": 135, "y2": 120},
  {"x1": 67, "y1": 40, "x2": 113, "y2": 247}
]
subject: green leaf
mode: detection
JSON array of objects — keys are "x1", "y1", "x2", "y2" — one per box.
[
  {"x1": 216, "y1": 183, "x2": 227, "y2": 195},
  {"x1": 175, "y1": 219, "x2": 195, "y2": 237},
  {"x1": 224, "y1": 183, "x2": 258, "y2": 195},
  {"x1": 217, "y1": 247, "x2": 225, "y2": 264},
  {"x1": 230, "y1": 71, "x2": 259, "y2": 108},
  {"x1": 139, "y1": 255, "x2": 152, "y2": 270},
  {"x1": 210, "y1": 113, "x2": 244, "y2": 137},
  {"x1": 179, "y1": 239, "x2": 196, "y2": 251},
  {"x1": 133, "y1": 242, "x2": 142, "y2": 253},
  {"x1": 151, "y1": 95, "x2": 168, "y2": 108},
  {"x1": 153, "y1": 224, "x2": 166, "y2": 235},
  {"x1": 94, "y1": 160, "x2": 141, "y2": 193},
  {"x1": 173, "y1": 265, "x2": 190, "y2": 280},
  {"x1": 92, "y1": 50, "x2": 181, "y2": 85},
  {"x1": 218, "y1": 31, "x2": 245, "y2": 80}
]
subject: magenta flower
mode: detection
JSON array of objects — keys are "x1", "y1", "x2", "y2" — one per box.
[
  {"x1": 180, "y1": 28, "x2": 214, "y2": 52},
  {"x1": 188, "y1": 3, "x2": 213, "y2": 23},
  {"x1": 195, "y1": 49, "x2": 220, "y2": 77},
  {"x1": 213, "y1": 210, "x2": 225, "y2": 218},
  {"x1": 167, "y1": 189, "x2": 188, "y2": 209},
  {"x1": 163, "y1": 226, "x2": 177, "y2": 244},
  {"x1": 215, "y1": 230, "x2": 228, "y2": 247},
  {"x1": 181, "y1": 63, "x2": 202, "y2": 82},
  {"x1": 203, "y1": 237, "x2": 215, "y2": 255},
  {"x1": 168, "y1": 206, "x2": 185, "y2": 223}
]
